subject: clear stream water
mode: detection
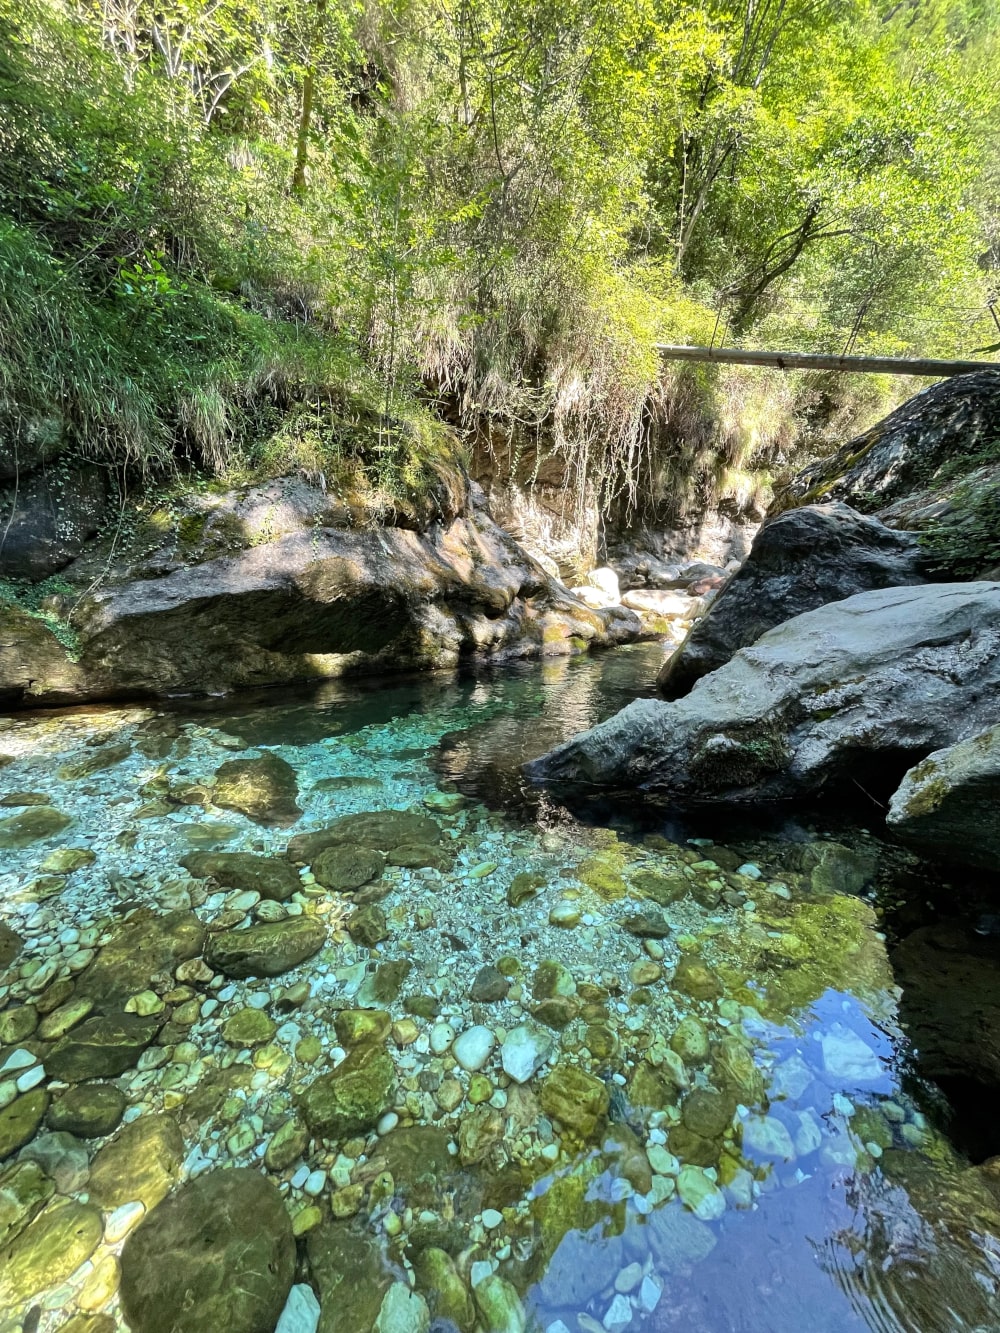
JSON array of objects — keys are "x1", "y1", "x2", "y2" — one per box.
[{"x1": 1, "y1": 642, "x2": 1000, "y2": 1333}]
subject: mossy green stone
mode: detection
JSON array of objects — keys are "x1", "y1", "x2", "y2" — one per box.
[
  {"x1": 387, "y1": 843, "x2": 453, "y2": 870},
  {"x1": 577, "y1": 857, "x2": 627, "y2": 901},
  {"x1": 0, "y1": 922, "x2": 23, "y2": 969},
  {"x1": 88, "y1": 1114, "x2": 185, "y2": 1211},
  {"x1": 0, "y1": 1089, "x2": 49, "y2": 1162},
  {"x1": 287, "y1": 810, "x2": 441, "y2": 862},
  {"x1": 507, "y1": 872, "x2": 544, "y2": 907},
  {"x1": 312, "y1": 843, "x2": 385, "y2": 891},
  {"x1": 631, "y1": 870, "x2": 688, "y2": 905},
  {"x1": 58, "y1": 742, "x2": 131, "y2": 781},
  {"x1": 76, "y1": 908, "x2": 206, "y2": 1008},
  {"x1": 299, "y1": 1044, "x2": 396, "y2": 1139},
  {"x1": 334, "y1": 1009, "x2": 391, "y2": 1046},
  {"x1": 47, "y1": 1012, "x2": 161, "y2": 1082},
  {"x1": 47, "y1": 1084, "x2": 126, "y2": 1138},
  {"x1": 213, "y1": 752, "x2": 301, "y2": 826},
  {"x1": 0, "y1": 1003, "x2": 37, "y2": 1045},
  {"x1": 346, "y1": 904, "x2": 388, "y2": 948},
  {"x1": 0, "y1": 1159, "x2": 54, "y2": 1248},
  {"x1": 670, "y1": 1015, "x2": 711, "y2": 1065},
  {"x1": 673, "y1": 956, "x2": 723, "y2": 1000},
  {"x1": 120, "y1": 1168, "x2": 294, "y2": 1333},
  {"x1": 180, "y1": 851, "x2": 301, "y2": 901},
  {"x1": 264, "y1": 1116, "x2": 309, "y2": 1171},
  {"x1": 307, "y1": 1223, "x2": 393, "y2": 1333},
  {"x1": 221, "y1": 1007, "x2": 276, "y2": 1047},
  {"x1": 532, "y1": 960, "x2": 576, "y2": 1000},
  {"x1": 0, "y1": 1200, "x2": 102, "y2": 1305},
  {"x1": 681, "y1": 1088, "x2": 736, "y2": 1140},
  {"x1": 413, "y1": 1247, "x2": 475, "y2": 1332},
  {"x1": 0, "y1": 806, "x2": 71, "y2": 848},
  {"x1": 538, "y1": 1064, "x2": 609, "y2": 1143},
  {"x1": 205, "y1": 915, "x2": 325, "y2": 978}
]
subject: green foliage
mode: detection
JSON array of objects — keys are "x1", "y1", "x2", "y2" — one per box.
[
  {"x1": 0, "y1": 0, "x2": 996, "y2": 538},
  {"x1": 0, "y1": 573, "x2": 80, "y2": 654}
]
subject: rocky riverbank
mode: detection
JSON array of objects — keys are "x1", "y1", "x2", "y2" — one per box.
[{"x1": 0, "y1": 480, "x2": 643, "y2": 708}]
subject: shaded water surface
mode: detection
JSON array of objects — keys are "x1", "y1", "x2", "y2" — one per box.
[{"x1": 1, "y1": 643, "x2": 999, "y2": 1333}]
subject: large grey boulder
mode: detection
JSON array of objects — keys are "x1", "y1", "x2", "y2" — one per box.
[
  {"x1": 778, "y1": 370, "x2": 1000, "y2": 514},
  {"x1": 659, "y1": 503, "x2": 927, "y2": 698},
  {"x1": 526, "y1": 583, "x2": 1000, "y2": 806},
  {"x1": 887, "y1": 724, "x2": 1000, "y2": 871},
  {"x1": 0, "y1": 497, "x2": 640, "y2": 705}
]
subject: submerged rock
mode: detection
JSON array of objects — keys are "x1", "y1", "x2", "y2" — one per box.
[
  {"x1": 887, "y1": 723, "x2": 1000, "y2": 871},
  {"x1": 213, "y1": 752, "x2": 301, "y2": 825},
  {"x1": 288, "y1": 809, "x2": 441, "y2": 861},
  {"x1": 0, "y1": 1199, "x2": 103, "y2": 1306},
  {"x1": 0, "y1": 805, "x2": 71, "y2": 847},
  {"x1": 527, "y1": 584, "x2": 1000, "y2": 808},
  {"x1": 307, "y1": 1222, "x2": 394, "y2": 1333},
  {"x1": 298, "y1": 1043, "x2": 396, "y2": 1139},
  {"x1": 0, "y1": 1158, "x2": 53, "y2": 1248},
  {"x1": 46, "y1": 1013, "x2": 161, "y2": 1081},
  {"x1": 88, "y1": 1114, "x2": 185, "y2": 1211},
  {"x1": 0, "y1": 1089, "x2": 48, "y2": 1161},
  {"x1": 205, "y1": 916, "x2": 326, "y2": 978},
  {"x1": 77, "y1": 908, "x2": 206, "y2": 1007},
  {"x1": 312, "y1": 843, "x2": 385, "y2": 891},
  {"x1": 659, "y1": 503, "x2": 926, "y2": 698},
  {"x1": 181, "y1": 851, "x2": 301, "y2": 900},
  {"x1": 47, "y1": 1083, "x2": 126, "y2": 1138},
  {"x1": 120, "y1": 1168, "x2": 294, "y2": 1333}
]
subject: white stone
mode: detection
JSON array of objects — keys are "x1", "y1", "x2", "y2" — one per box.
[
  {"x1": 452, "y1": 1025, "x2": 496, "y2": 1072},
  {"x1": 377, "y1": 1111, "x2": 399, "y2": 1136},
  {"x1": 545, "y1": 1323, "x2": 574, "y2": 1333},
  {"x1": 481, "y1": 1208, "x2": 503, "y2": 1229},
  {"x1": 290, "y1": 1165, "x2": 310, "y2": 1190},
  {"x1": 470, "y1": 1261, "x2": 495, "y2": 1288},
  {"x1": 741, "y1": 1114, "x2": 796, "y2": 1161},
  {"x1": 614, "y1": 1263, "x2": 643, "y2": 1293},
  {"x1": 500, "y1": 1024, "x2": 553, "y2": 1084},
  {"x1": 373, "y1": 1282, "x2": 430, "y2": 1333},
  {"x1": 105, "y1": 1201, "x2": 145, "y2": 1244},
  {"x1": 304, "y1": 1170, "x2": 327, "y2": 1196},
  {"x1": 603, "y1": 1294, "x2": 633, "y2": 1332},
  {"x1": 737, "y1": 863, "x2": 762, "y2": 879},
  {"x1": 638, "y1": 1276, "x2": 663, "y2": 1313},
  {"x1": 794, "y1": 1109, "x2": 824, "y2": 1156},
  {"x1": 429, "y1": 1022, "x2": 456, "y2": 1056},
  {"x1": 769, "y1": 1054, "x2": 813, "y2": 1101},
  {"x1": 821, "y1": 1025, "x2": 883, "y2": 1082},
  {"x1": 15, "y1": 1064, "x2": 45, "y2": 1093},
  {"x1": 275, "y1": 1283, "x2": 321, "y2": 1333},
  {"x1": 0, "y1": 1048, "x2": 37, "y2": 1075},
  {"x1": 646, "y1": 1145, "x2": 679, "y2": 1176}
]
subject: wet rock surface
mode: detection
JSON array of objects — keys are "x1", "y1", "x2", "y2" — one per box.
[
  {"x1": 528, "y1": 583, "x2": 1000, "y2": 809},
  {"x1": 888, "y1": 723, "x2": 1000, "y2": 871},
  {"x1": 120, "y1": 1168, "x2": 295, "y2": 1333},
  {"x1": 658, "y1": 503, "x2": 927, "y2": 698}
]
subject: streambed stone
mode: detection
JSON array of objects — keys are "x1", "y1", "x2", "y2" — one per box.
[
  {"x1": 47, "y1": 1083, "x2": 126, "y2": 1138},
  {"x1": 0, "y1": 805, "x2": 71, "y2": 847},
  {"x1": 500, "y1": 1024, "x2": 553, "y2": 1083},
  {"x1": 88, "y1": 1113, "x2": 185, "y2": 1211},
  {"x1": 0, "y1": 1158, "x2": 53, "y2": 1248},
  {"x1": 539, "y1": 1064, "x2": 609, "y2": 1141},
  {"x1": 312, "y1": 843, "x2": 385, "y2": 891},
  {"x1": 206, "y1": 916, "x2": 326, "y2": 977},
  {"x1": 222, "y1": 1007, "x2": 276, "y2": 1046},
  {"x1": 0, "y1": 1089, "x2": 48, "y2": 1160},
  {"x1": 47, "y1": 1012, "x2": 160, "y2": 1081},
  {"x1": 76, "y1": 908, "x2": 206, "y2": 1008},
  {"x1": 181, "y1": 851, "x2": 301, "y2": 901},
  {"x1": 0, "y1": 922, "x2": 23, "y2": 969},
  {"x1": 288, "y1": 810, "x2": 441, "y2": 862},
  {"x1": 299, "y1": 1044, "x2": 396, "y2": 1139},
  {"x1": 121, "y1": 1168, "x2": 294, "y2": 1333},
  {"x1": 0, "y1": 1199, "x2": 103, "y2": 1306},
  {"x1": 213, "y1": 752, "x2": 301, "y2": 825}
]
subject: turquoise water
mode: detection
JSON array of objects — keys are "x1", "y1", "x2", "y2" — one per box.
[{"x1": 1, "y1": 643, "x2": 999, "y2": 1333}]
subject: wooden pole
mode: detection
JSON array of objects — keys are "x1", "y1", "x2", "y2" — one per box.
[{"x1": 653, "y1": 344, "x2": 1000, "y2": 377}]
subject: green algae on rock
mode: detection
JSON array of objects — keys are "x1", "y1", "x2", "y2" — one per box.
[
  {"x1": 287, "y1": 809, "x2": 441, "y2": 861},
  {"x1": 0, "y1": 1199, "x2": 103, "y2": 1306},
  {"x1": 205, "y1": 915, "x2": 326, "y2": 977},
  {"x1": 121, "y1": 1168, "x2": 294, "y2": 1333},
  {"x1": 46, "y1": 1012, "x2": 161, "y2": 1082},
  {"x1": 539, "y1": 1063, "x2": 610, "y2": 1142},
  {"x1": 47, "y1": 1083, "x2": 126, "y2": 1138},
  {"x1": 221, "y1": 1006, "x2": 277, "y2": 1046},
  {"x1": 180, "y1": 851, "x2": 301, "y2": 900},
  {"x1": 57, "y1": 741, "x2": 132, "y2": 781},
  {"x1": 213, "y1": 752, "x2": 301, "y2": 825},
  {"x1": 299, "y1": 1043, "x2": 397, "y2": 1139},
  {"x1": 76, "y1": 908, "x2": 206, "y2": 1008},
  {"x1": 88, "y1": 1114, "x2": 185, "y2": 1211},
  {"x1": 0, "y1": 1089, "x2": 49, "y2": 1161},
  {"x1": 0, "y1": 805, "x2": 71, "y2": 847},
  {"x1": 312, "y1": 843, "x2": 385, "y2": 891},
  {"x1": 0, "y1": 1158, "x2": 54, "y2": 1248}
]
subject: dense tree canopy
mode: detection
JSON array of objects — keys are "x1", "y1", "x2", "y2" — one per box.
[{"x1": 0, "y1": 0, "x2": 997, "y2": 519}]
